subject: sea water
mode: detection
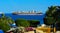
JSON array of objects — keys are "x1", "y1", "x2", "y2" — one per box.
[{"x1": 0, "y1": 13, "x2": 45, "y2": 25}]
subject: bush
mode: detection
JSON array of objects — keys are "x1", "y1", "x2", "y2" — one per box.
[
  {"x1": 15, "y1": 18, "x2": 30, "y2": 27},
  {"x1": 28, "y1": 20, "x2": 40, "y2": 27}
]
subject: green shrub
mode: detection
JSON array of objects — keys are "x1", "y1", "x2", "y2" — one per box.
[{"x1": 15, "y1": 18, "x2": 30, "y2": 27}]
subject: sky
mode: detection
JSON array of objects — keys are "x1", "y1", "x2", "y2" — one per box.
[{"x1": 0, "y1": 0, "x2": 60, "y2": 13}]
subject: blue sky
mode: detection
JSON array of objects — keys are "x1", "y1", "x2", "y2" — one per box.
[{"x1": 0, "y1": 0, "x2": 60, "y2": 13}]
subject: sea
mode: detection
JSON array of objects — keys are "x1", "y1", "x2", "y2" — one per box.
[{"x1": 0, "y1": 13, "x2": 45, "y2": 25}]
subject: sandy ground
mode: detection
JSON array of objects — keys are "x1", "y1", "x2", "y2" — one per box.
[
  {"x1": 24, "y1": 31, "x2": 34, "y2": 33},
  {"x1": 24, "y1": 31, "x2": 60, "y2": 33},
  {"x1": 24, "y1": 31, "x2": 47, "y2": 33}
]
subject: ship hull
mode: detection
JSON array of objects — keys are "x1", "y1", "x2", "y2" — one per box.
[{"x1": 13, "y1": 14, "x2": 43, "y2": 15}]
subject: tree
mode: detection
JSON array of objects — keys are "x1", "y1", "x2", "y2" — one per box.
[
  {"x1": 15, "y1": 18, "x2": 30, "y2": 27},
  {"x1": 52, "y1": 6, "x2": 60, "y2": 21},
  {"x1": 44, "y1": 17, "x2": 56, "y2": 25},
  {"x1": 46, "y1": 6, "x2": 57, "y2": 17},
  {"x1": 0, "y1": 22, "x2": 10, "y2": 32},
  {"x1": 0, "y1": 13, "x2": 14, "y2": 32},
  {"x1": 44, "y1": 6, "x2": 57, "y2": 25},
  {"x1": 44, "y1": 6, "x2": 60, "y2": 31},
  {"x1": 44, "y1": 6, "x2": 60, "y2": 25}
]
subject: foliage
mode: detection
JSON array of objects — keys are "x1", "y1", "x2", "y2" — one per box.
[
  {"x1": 46, "y1": 6, "x2": 57, "y2": 17},
  {"x1": 0, "y1": 22, "x2": 10, "y2": 32},
  {"x1": 15, "y1": 18, "x2": 30, "y2": 27},
  {"x1": 52, "y1": 6, "x2": 60, "y2": 21},
  {"x1": 44, "y1": 6, "x2": 60, "y2": 25},
  {"x1": 44, "y1": 6, "x2": 57, "y2": 25},
  {"x1": 0, "y1": 14, "x2": 14, "y2": 32},
  {"x1": 28, "y1": 20, "x2": 40, "y2": 27},
  {"x1": 15, "y1": 18, "x2": 40, "y2": 27},
  {"x1": 44, "y1": 17, "x2": 56, "y2": 25}
]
